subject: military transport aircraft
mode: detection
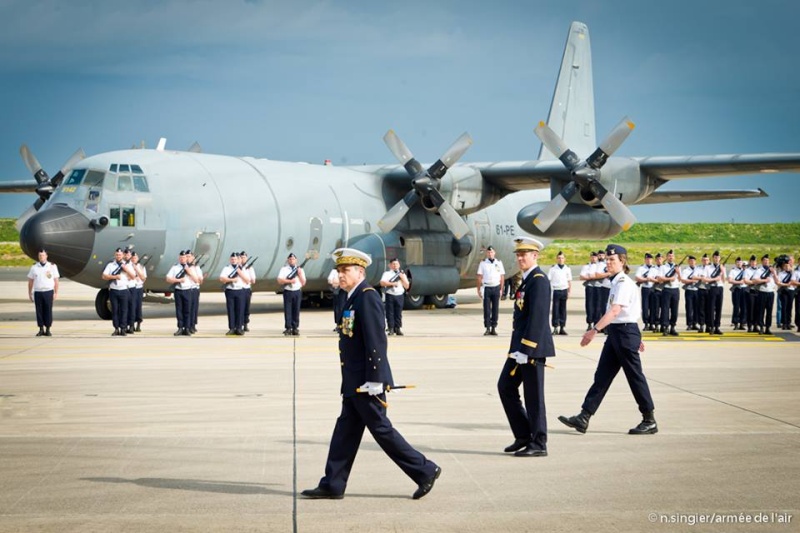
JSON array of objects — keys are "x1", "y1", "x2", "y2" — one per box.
[{"x1": 2, "y1": 21, "x2": 800, "y2": 319}]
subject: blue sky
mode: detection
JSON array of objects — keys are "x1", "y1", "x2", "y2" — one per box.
[{"x1": 1, "y1": 0, "x2": 799, "y2": 222}]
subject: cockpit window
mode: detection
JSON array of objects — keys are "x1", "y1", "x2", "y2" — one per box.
[
  {"x1": 83, "y1": 170, "x2": 105, "y2": 187},
  {"x1": 117, "y1": 175, "x2": 133, "y2": 191},
  {"x1": 132, "y1": 175, "x2": 149, "y2": 192},
  {"x1": 119, "y1": 164, "x2": 130, "y2": 173},
  {"x1": 109, "y1": 164, "x2": 118, "y2": 173},
  {"x1": 64, "y1": 169, "x2": 86, "y2": 186},
  {"x1": 131, "y1": 165, "x2": 143, "y2": 174}
]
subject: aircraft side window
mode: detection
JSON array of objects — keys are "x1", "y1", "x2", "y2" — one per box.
[
  {"x1": 132, "y1": 175, "x2": 149, "y2": 192},
  {"x1": 109, "y1": 206, "x2": 121, "y2": 227},
  {"x1": 117, "y1": 175, "x2": 133, "y2": 191},
  {"x1": 64, "y1": 169, "x2": 86, "y2": 186},
  {"x1": 122, "y1": 207, "x2": 136, "y2": 227},
  {"x1": 83, "y1": 170, "x2": 105, "y2": 187}
]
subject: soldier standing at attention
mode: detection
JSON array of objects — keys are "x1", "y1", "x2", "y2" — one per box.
[
  {"x1": 27, "y1": 249, "x2": 59, "y2": 337},
  {"x1": 658, "y1": 249, "x2": 680, "y2": 336},
  {"x1": 728, "y1": 257, "x2": 748, "y2": 330},
  {"x1": 547, "y1": 250, "x2": 572, "y2": 335},
  {"x1": 679, "y1": 255, "x2": 700, "y2": 331},
  {"x1": 380, "y1": 258, "x2": 409, "y2": 336},
  {"x1": 186, "y1": 250, "x2": 203, "y2": 334},
  {"x1": 278, "y1": 253, "x2": 306, "y2": 336},
  {"x1": 122, "y1": 248, "x2": 137, "y2": 334},
  {"x1": 301, "y1": 248, "x2": 440, "y2": 500},
  {"x1": 580, "y1": 252, "x2": 599, "y2": 331},
  {"x1": 634, "y1": 253, "x2": 655, "y2": 332},
  {"x1": 498, "y1": 237, "x2": 555, "y2": 457},
  {"x1": 703, "y1": 250, "x2": 725, "y2": 335},
  {"x1": 102, "y1": 247, "x2": 136, "y2": 336},
  {"x1": 220, "y1": 253, "x2": 247, "y2": 336},
  {"x1": 131, "y1": 251, "x2": 147, "y2": 332},
  {"x1": 476, "y1": 246, "x2": 505, "y2": 336},
  {"x1": 559, "y1": 244, "x2": 658, "y2": 436},
  {"x1": 751, "y1": 254, "x2": 776, "y2": 334},
  {"x1": 649, "y1": 253, "x2": 664, "y2": 332},
  {"x1": 239, "y1": 251, "x2": 255, "y2": 332},
  {"x1": 165, "y1": 250, "x2": 199, "y2": 336}
]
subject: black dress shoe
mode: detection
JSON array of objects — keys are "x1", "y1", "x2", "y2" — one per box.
[
  {"x1": 490, "y1": 327, "x2": 498, "y2": 336},
  {"x1": 503, "y1": 438, "x2": 530, "y2": 453},
  {"x1": 395, "y1": 328, "x2": 403, "y2": 336},
  {"x1": 36, "y1": 329, "x2": 44, "y2": 337},
  {"x1": 558, "y1": 410, "x2": 591, "y2": 433},
  {"x1": 513, "y1": 445, "x2": 548, "y2": 457},
  {"x1": 412, "y1": 466, "x2": 441, "y2": 500},
  {"x1": 283, "y1": 329, "x2": 291, "y2": 336},
  {"x1": 226, "y1": 329, "x2": 236, "y2": 336},
  {"x1": 765, "y1": 328, "x2": 772, "y2": 335},
  {"x1": 174, "y1": 329, "x2": 184, "y2": 336},
  {"x1": 292, "y1": 328, "x2": 299, "y2": 336},
  {"x1": 559, "y1": 327, "x2": 567, "y2": 336},
  {"x1": 484, "y1": 328, "x2": 491, "y2": 336},
  {"x1": 300, "y1": 486, "x2": 344, "y2": 500},
  {"x1": 44, "y1": 328, "x2": 52, "y2": 336}
]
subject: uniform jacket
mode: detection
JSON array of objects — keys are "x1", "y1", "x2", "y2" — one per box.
[
  {"x1": 509, "y1": 266, "x2": 555, "y2": 358},
  {"x1": 339, "y1": 279, "x2": 394, "y2": 397}
]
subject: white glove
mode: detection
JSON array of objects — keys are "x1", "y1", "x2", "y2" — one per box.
[
  {"x1": 511, "y1": 351, "x2": 529, "y2": 365},
  {"x1": 359, "y1": 382, "x2": 384, "y2": 396}
]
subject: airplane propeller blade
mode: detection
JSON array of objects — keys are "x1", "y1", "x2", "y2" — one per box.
[
  {"x1": 428, "y1": 188, "x2": 471, "y2": 239},
  {"x1": 378, "y1": 130, "x2": 473, "y2": 238},
  {"x1": 588, "y1": 181, "x2": 637, "y2": 231},
  {"x1": 587, "y1": 116, "x2": 635, "y2": 169},
  {"x1": 17, "y1": 144, "x2": 86, "y2": 218},
  {"x1": 377, "y1": 190, "x2": 419, "y2": 234},
  {"x1": 534, "y1": 117, "x2": 637, "y2": 232},
  {"x1": 533, "y1": 181, "x2": 579, "y2": 232}
]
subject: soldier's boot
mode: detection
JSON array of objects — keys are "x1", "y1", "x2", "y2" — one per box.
[
  {"x1": 490, "y1": 326, "x2": 498, "y2": 336},
  {"x1": 45, "y1": 327, "x2": 51, "y2": 337},
  {"x1": 36, "y1": 326, "x2": 45, "y2": 337},
  {"x1": 765, "y1": 327, "x2": 772, "y2": 335},
  {"x1": 559, "y1": 327, "x2": 567, "y2": 335},
  {"x1": 552, "y1": 327, "x2": 558, "y2": 335},
  {"x1": 629, "y1": 411, "x2": 658, "y2": 435},
  {"x1": 135, "y1": 322, "x2": 141, "y2": 332},
  {"x1": 558, "y1": 410, "x2": 591, "y2": 434},
  {"x1": 174, "y1": 328, "x2": 184, "y2": 336},
  {"x1": 394, "y1": 328, "x2": 404, "y2": 336},
  {"x1": 669, "y1": 326, "x2": 679, "y2": 336},
  {"x1": 713, "y1": 327, "x2": 723, "y2": 335}
]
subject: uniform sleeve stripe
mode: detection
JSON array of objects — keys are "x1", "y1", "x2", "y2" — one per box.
[
  {"x1": 533, "y1": 273, "x2": 544, "y2": 278},
  {"x1": 521, "y1": 338, "x2": 537, "y2": 348}
]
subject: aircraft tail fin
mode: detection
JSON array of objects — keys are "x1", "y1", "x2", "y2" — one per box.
[{"x1": 538, "y1": 21, "x2": 596, "y2": 161}]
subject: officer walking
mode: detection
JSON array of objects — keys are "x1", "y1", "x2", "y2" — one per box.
[
  {"x1": 498, "y1": 237, "x2": 555, "y2": 457},
  {"x1": 27, "y1": 249, "x2": 59, "y2": 336},
  {"x1": 476, "y1": 246, "x2": 505, "y2": 336},
  {"x1": 380, "y1": 258, "x2": 409, "y2": 336},
  {"x1": 102, "y1": 248, "x2": 136, "y2": 336},
  {"x1": 301, "y1": 248, "x2": 441, "y2": 500},
  {"x1": 580, "y1": 252, "x2": 599, "y2": 331},
  {"x1": 634, "y1": 253, "x2": 655, "y2": 332},
  {"x1": 559, "y1": 244, "x2": 658, "y2": 435},
  {"x1": 547, "y1": 250, "x2": 572, "y2": 335},
  {"x1": 278, "y1": 253, "x2": 306, "y2": 336}
]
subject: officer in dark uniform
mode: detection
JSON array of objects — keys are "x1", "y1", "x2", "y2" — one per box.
[
  {"x1": 559, "y1": 244, "x2": 658, "y2": 435},
  {"x1": 498, "y1": 236, "x2": 555, "y2": 457},
  {"x1": 302, "y1": 248, "x2": 440, "y2": 500}
]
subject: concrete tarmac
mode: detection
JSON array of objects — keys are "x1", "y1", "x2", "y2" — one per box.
[{"x1": 1, "y1": 272, "x2": 798, "y2": 532}]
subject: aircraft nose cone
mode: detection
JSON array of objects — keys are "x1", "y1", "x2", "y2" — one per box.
[{"x1": 20, "y1": 205, "x2": 95, "y2": 278}]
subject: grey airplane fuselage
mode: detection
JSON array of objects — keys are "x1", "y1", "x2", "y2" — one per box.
[{"x1": 24, "y1": 149, "x2": 546, "y2": 295}]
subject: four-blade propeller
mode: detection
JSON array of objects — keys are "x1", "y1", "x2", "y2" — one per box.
[
  {"x1": 533, "y1": 117, "x2": 637, "y2": 232},
  {"x1": 16, "y1": 144, "x2": 85, "y2": 230},
  {"x1": 378, "y1": 130, "x2": 472, "y2": 239}
]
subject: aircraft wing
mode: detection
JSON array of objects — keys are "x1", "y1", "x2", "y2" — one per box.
[
  {"x1": 0, "y1": 180, "x2": 37, "y2": 193},
  {"x1": 463, "y1": 160, "x2": 569, "y2": 192},
  {"x1": 635, "y1": 188, "x2": 768, "y2": 205},
  {"x1": 636, "y1": 153, "x2": 800, "y2": 180}
]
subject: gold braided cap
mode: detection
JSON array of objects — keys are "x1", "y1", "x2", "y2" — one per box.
[
  {"x1": 332, "y1": 248, "x2": 372, "y2": 268},
  {"x1": 514, "y1": 236, "x2": 544, "y2": 253}
]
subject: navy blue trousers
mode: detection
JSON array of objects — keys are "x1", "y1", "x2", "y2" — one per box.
[
  {"x1": 385, "y1": 293, "x2": 404, "y2": 329},
  {"x1": 318, "y1": 394, "x2": 438, "y2": 495},
  {"x1": 33, "y1": 290, "x2": 54, "y2": 327},
  {"x1": 283, "y1": 290, "x2": 301, "y2": 329},
  {"x1": 498, "y1": 357, "x2": 547, "y2": 450},
  {"x1": 482, "y1": 285, "x2": 501, "y2": 328},
  {"x1": 582, "y1": 323, "x2": 654, "y2": 416},
  {"x1": 110, "y1": 289, "x2": 129, "y2": 329},
  {"x1": 551, "y1": 289, "x2": 568, "y2": 327},
  {"x1": 225, "y1": 289, "x2": 246, "y2": 331}
]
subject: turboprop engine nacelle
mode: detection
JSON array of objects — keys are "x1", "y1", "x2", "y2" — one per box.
[{"x1": 517, "y1": 202, "x2": 624, "y2": 239}]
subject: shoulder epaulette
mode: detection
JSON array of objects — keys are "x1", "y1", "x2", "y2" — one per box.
[
  {"x1": 533, "y1": 273, "x2": 545, "y2": 278},
  {"x1": 363, "y1": 287, "x2": 376, "y2": 292}
]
